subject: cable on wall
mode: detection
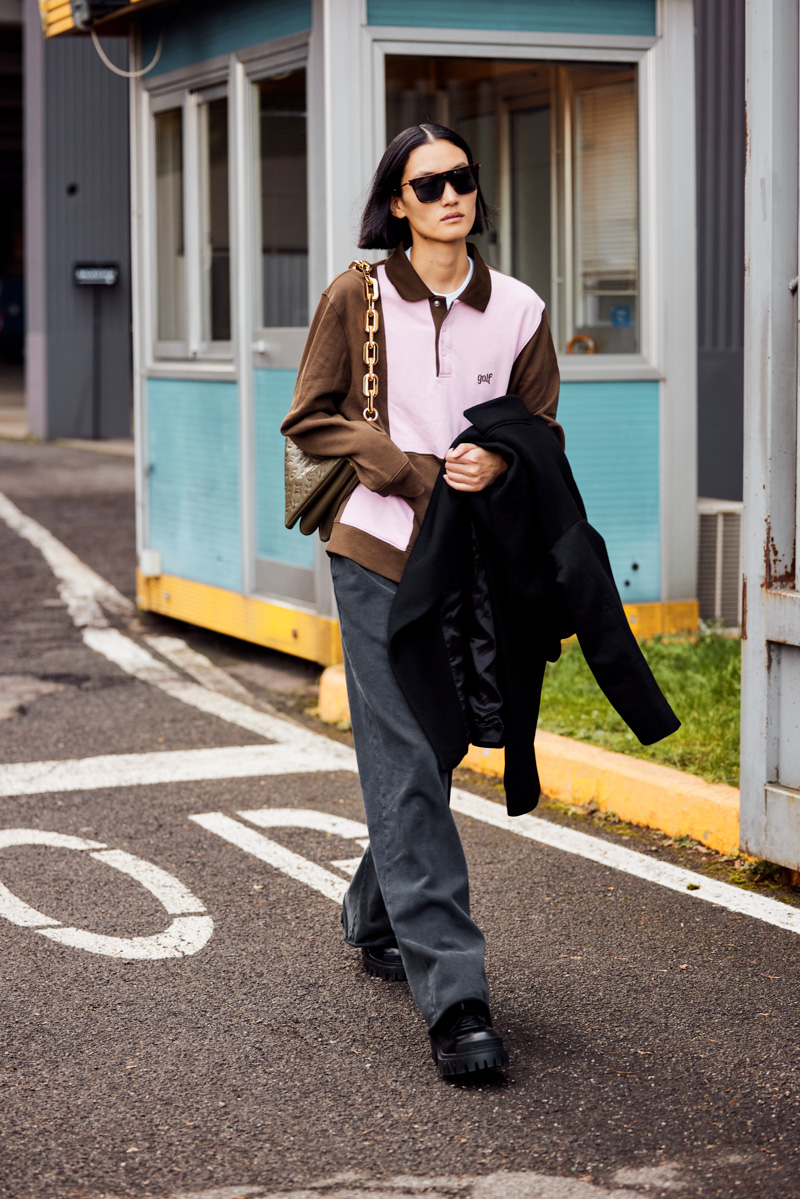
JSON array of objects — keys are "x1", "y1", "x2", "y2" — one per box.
[{"x1": 90, "y1": 26, "x2": 164, "y2": 78}]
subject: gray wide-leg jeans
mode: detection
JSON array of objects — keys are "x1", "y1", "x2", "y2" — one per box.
[{"x1": 330, "y1": 553, "x2": 489, "y2": 1031}]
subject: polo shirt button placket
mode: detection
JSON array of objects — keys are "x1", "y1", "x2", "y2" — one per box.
[{"x1": 440, "y1": 334, "x2": 451, "y2": 378}]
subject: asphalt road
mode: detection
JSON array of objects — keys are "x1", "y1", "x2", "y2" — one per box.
[{"x1": 0, "y1": 438, "x2": 798, "y2": 1199}]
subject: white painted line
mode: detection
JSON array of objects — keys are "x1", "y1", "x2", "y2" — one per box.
[
  {"x1": 142, "y1": 633, "x2": 253, "y2": 699},
  {"x1": 189, "y1": 812, "x2": 350, "y2": 904},
  {"x1": 0, "y1": 490, "x2": 133, "y2": 628},
  {"x1": 39, "y1": 916, "x2": 214, "y2": 959},
  {"x1": 4, "y1": 486, "x2": 797, "y2": 941},
  {"x1": 0, "y1": 743, "x2": 357, "y2": 798},
  {"x1": 89, "y1": 850, "x2": 207, "y2": 914},
  {"x1": 450, "y1": 789, "x2": 800, "y2": 937},
  {"x1": 0, "y1": 820, "x2": 109, "y2": 937},
  {"x1": 238, "y1": 808, "x2": 368, "y2": 840},
  {"x1": 329, "y1": 857, "x2": 363, "y2": 877},
  {"x1": 0, "y1": 881, "x2": 61, "y2": 928},
  {"x1": 82, "y1": 626, "x2": 341, "y2": 752},
  {"x1": 0, "y1": 829, "x2": 106, "y2": 850},
  {"x1": 237, "y1": 810, "x2": 370, "y2": 880},
  {"x1": 0, "y1": 829, "x2": 212, "y2": 959}
]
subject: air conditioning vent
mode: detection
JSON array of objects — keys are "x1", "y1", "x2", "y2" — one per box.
[{"x1": 697, "y1": 499, "x2": 742, "y2": 627}]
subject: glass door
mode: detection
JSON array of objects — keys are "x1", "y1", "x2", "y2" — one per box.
[{"x1": 250, "y1": 67, "x2": 315, "y2": 604}]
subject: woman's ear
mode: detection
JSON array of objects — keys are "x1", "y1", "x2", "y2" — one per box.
[{"x1": 390, "y1": 194, "x2": 405, "y2": 220}]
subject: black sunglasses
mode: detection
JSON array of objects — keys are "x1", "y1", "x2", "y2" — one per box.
[{"x1": 398, "y1": 163, "x2": 480, "y2": 204}]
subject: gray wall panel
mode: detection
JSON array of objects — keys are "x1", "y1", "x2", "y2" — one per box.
[
  {"x1": 697, "y1": 349, "x2": 744, "y2": 499},
  {"x1": 24, "y1": 4, "x2": 132, "y2": 441},
  {"x1": 695, "y1": 0, "x2": 745, "y2": 500},
  {"x1": 44, "y1": 33, "x2": 131, "y2": 439},
  {"x1": 22, "y1": 0, "x2": 46, "y2": 434}
]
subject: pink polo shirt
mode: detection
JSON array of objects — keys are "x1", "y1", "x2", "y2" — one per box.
[{"x1": 339, "y1": 260, "x2": 546, "y2": 551}]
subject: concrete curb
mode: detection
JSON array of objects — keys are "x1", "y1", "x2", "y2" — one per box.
[{"x1": 317, "y1": 663, "x2": 741, "y2": 855}]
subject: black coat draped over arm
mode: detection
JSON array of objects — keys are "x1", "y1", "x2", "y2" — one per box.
[{"x1": 387, "y1": 395, "x2": 681, "y2": 817}]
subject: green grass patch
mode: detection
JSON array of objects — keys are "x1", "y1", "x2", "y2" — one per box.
[{"x1": 537, "y1": 627, "x2": 741, "y2": 787}]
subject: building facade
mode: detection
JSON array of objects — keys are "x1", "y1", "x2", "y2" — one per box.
[{"x1": 43, "y1": 0, "x2": 701, "y2": 663}]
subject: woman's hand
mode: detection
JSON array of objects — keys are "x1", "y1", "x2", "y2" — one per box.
[{"x1": 444, "y1": 443, "x2": 508, "y2": 492}]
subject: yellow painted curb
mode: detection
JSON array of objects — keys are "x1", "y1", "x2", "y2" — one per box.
[
  {"x1": 136, "y1": 572, "x2": 343, "y2": 667},
  {"x1": 318, "y1": 663, "x2": 350, "y2": 723},
  {"x1": 319, "y1": 665, "x2": 740, "y2": 853},
  {"x1": 462, "y1": 734, "x2": 740, "y2": 855}
]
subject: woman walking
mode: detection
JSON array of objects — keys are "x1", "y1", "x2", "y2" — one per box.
[{"x1": 282, "y1": 123, "x2": 566, "y2": 1077}]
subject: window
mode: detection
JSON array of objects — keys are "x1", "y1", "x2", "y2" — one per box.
[
  {"x1": 151, "y1": 86, "x2": 232, "y2": 358},
  {"x1": 154, "y1": 107, "x2": 185, "y2": 344},
  {"x1": 199, "y1": 95, "x2": 231, "y2": 343},
  {"x1": 385, "y1": 57, "x2": 640, "y2": 355},
  {"x1": 255, "y1": 69, "x2": 309, "y2": 328}
]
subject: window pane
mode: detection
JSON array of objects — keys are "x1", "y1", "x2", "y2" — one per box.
[
  {"x1": 572, "y1": 72, "x2": 638, "y2": 353},
  {"x1": 384, "y1": 56, "x2": 639, "y2": 354},
  {"x1": 257, "y1": 70, "x2": 308, "y2": 327},
  {"x1": 386, "y1": 56, "x2": 553, "y2": 280},
  {"x1": 200, "y1": 96, "x2": 231, "y2": 343},
  {"x1": 154, "y1": 108, "x2": 185, "y2": 342}
]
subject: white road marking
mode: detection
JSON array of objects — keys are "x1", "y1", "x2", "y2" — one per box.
[
  {"x1": 0, "y1": 743, "x2": 357, "y2": 798},
  {"x1": 142, "y1": 632, "x2": 253, "y2": 699},
  {"x1": 4, "y1": 485, "x2": 799, "y2": 941},
  {"x1": 39, "y1": 916, "x2": 214, "y2": 959},
  {"x1": 89, "y1": 849, "x2": 207, "y2": 914},
  {"x1": 0, "y1": 490, "x2": 133, "y2": 627},
  {"x1": 329, "y1": 858, "x2": 363, "y2": 877},
  {"x1": 449, "y1": 788, "x2": 800, "y2": 937},
  {"x1": 238, "y1": 808, "x2": 368, "y2": 840},
  {"x1": 0, "y1": 829, "x2": 212, "y2": 959},
  {"x1": 0, "y1": 880, "x2": 61, "y2": 927},
  {"x1": 82, "y1": 626, "x2": 341, "y2": 752},
  {"x1": 0, "y1": 828, "x2": 106, "y2": 850},
  {"x1": 189, "y1": 812, "x2": 352, "y2": 904},
  {"x1": 236, "y1": 809, "x2": 370, "y2": 879}
]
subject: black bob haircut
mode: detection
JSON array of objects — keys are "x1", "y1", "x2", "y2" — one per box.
[{"x1": 358, "y1": 123, "x2": 493, "y2": 250}]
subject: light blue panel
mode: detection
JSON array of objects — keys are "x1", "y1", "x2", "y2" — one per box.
[
  {"x1": 143, "y1": 0, "x2": 311, "y2": 77},
  {"x1": 147, "y1": 379, "x2": 242, "y2": 591},
  {"x1": 558, "y1": 381, "x2": 660, "y2": 603},
  {"x1": 254, "y1": 369, "x2": 314, "y2": 568},
  {"x1": 367, "y1": 0, "x2": 656, "y2": 36}
]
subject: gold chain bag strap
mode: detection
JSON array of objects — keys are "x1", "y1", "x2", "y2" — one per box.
[{"x1": 284, "y1": 260, "x2": 380, "y2": 542}]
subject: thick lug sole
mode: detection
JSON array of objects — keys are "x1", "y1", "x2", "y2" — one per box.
[
  {"x1": 432, "y1": 1037, "x2": 509, "y2": 1077},
  {"x1": 361, "y1": 948, "x2": 406, "y2": 982}
]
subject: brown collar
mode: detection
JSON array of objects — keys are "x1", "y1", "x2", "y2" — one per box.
[{"x1": 383, "y1": 242, "x2": 492, "y2": 312}]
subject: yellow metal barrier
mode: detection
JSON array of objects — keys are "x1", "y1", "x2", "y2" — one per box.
[{"x1": 136, "y1": 572, "x2": 343, "y2": 667}]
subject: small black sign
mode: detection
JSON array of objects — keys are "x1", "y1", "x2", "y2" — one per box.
[{"x1": 74, "y1": 264, "x2": 119, "y2": 287}]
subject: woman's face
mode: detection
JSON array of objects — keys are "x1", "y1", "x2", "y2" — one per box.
[{"x1": 390, "y1": 139, "x2": 477, "y2": 248}]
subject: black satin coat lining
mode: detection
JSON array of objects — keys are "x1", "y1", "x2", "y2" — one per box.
[{"x1": 438, "y1": 526, "x2": 505, "y2": 747}]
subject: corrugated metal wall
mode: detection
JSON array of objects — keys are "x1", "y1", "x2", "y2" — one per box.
[
  {"x1": 25, "y1": 0, "x2": 132, "y2": 440},
  {"x1": 695, "y1": 0, "x2": 745, "y2": 500},
  {"x1": 44, "y1": 33, "x2": 132, "y2": 438}
]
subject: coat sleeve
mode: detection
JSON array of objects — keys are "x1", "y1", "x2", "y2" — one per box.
[
  {"x1": 280, "y1": 291, "x2": 423, "y2": 499},
  {"x1": 507, "y1": 309, "x2": 565, "y2": 448},
  {"x1": 551, "y1": 521, "x2": 681, "y2": 745}
]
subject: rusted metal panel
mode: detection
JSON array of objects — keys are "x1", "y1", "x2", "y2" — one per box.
[
  {"x1": 742, "y1": 785, "x2": 800, "y2": 873},
  {"x1": 764, "y1": 588, "x2": 800, "y2": 645},
  {"x1": 740, "y1": 0, "x2": 800, "y2": 867}
]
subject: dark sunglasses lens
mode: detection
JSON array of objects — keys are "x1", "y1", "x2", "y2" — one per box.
[
  {"x1": 413, "y1": 176, "x2": 445, "y2": 203},
  {"x1": 412, "y1": 165, "x2": 479, "y2": 203},
  {"x1": 450, "y1": 165, "x2": 479, "y2": 195}
]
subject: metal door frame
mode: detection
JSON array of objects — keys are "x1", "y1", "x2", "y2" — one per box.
[{"x1": 740, "y1": 0, "x2": 800, "y2": 867}]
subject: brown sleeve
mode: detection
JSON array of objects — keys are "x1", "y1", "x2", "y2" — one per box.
[
  {"x1": 280, "y1": 292, "x2": 423, "y2": 498},
  {"x1": 507, "y1": 309, "x2": 565, "y2": 447}
]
